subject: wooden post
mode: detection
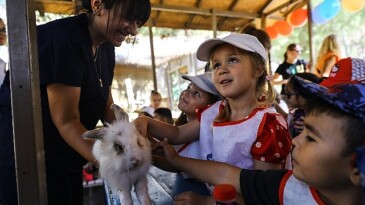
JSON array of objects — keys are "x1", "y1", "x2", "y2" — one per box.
[
  {"x1": 307, "y1": 0, "x2": 314, "y2": 72},
  {"x1": 6, "y1": 0, "x2": 47, "y2": 204},
  {"x1": 148, "y1": 18, "x2": 158, "y2": 91}
]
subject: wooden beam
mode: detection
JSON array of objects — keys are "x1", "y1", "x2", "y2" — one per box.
[
  {"x1": 153, "y1": 0, "x2": 164, "y2": 26},
  {"x1": 217, "y1": 0, "x2": 238, "y2": 30},
  {"x1": 264, "y1": 0, "x2": 302, "y2": 16},
  {"x1": 151, "y1": 3, "x2": 259, "y2": 19},
  {"x1": 35, "y1": 0, "x2": 75, "y2": 15},
  {"x1": 184, "y1": 0, "x2": 203, "y2": 28},
  {"x1": 6, "y1": 0, "x2": 48, "y2": 204}
]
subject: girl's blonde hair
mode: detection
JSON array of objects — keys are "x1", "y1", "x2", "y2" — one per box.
[
  {"x1": 211, "y1": 46, "x2": 276, "y2": 122},
  {"x1": 316, "y1": 34, "x2": 341, "y2": 62}
]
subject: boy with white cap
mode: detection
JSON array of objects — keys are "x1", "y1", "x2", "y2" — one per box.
[{"x1": 160, "y1": 57, "x2": 365, "y2": 205}]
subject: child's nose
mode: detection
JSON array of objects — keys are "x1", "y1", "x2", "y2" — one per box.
[{"x1": 218, "y1": 64, "x2": 229, "y2": 75}]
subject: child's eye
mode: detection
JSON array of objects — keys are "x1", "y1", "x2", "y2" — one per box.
[
  {"x1": 305, "y1": 135, "x2": 315, "y2": 142},
  {"x1": 212, "y1": 63, "x2": 221, "y2": 70},
  {"x1": 228, "y1": 57, "x2": 238, "y2": 64},
  {"x1": 194, "y1": 91, "x2": 201, "y2": 97}
]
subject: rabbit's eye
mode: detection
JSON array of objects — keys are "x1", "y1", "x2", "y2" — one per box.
[{"x1": 114, "y1": 144, "x2": 124, "y2": 154}]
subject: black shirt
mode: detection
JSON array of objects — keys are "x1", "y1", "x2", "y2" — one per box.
[
  {"x1": 240, "y1": 169, "x2": 287, "y2": 205},
  {"x1": 37, "y1": 13, "x2": 115, "y2": 169},
  {"x1": 275, "y1": 60, "x2": 306, "y2": 94}
]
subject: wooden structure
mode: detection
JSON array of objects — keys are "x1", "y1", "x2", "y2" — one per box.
[
  {"x1": 34, "y1": 0, "x2": 307, "y2": 31},
  {"x1": 5, "y1": 0, "x2": 311, "y2": 204}
]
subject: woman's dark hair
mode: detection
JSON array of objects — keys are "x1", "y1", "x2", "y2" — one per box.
[
  {"x1": 284, "y1": 43, "x2": 298, "y2": 61},
  {"x1": 81, "y1": 0, "x2": 151, "y2": 27},
  {"x1": 306, "y1": 98, "x2": 365, "y2": 156}
]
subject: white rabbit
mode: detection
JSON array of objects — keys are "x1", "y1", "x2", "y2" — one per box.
[{"x1": 82, "y1": 104, "x2": 151, "y2": 205}]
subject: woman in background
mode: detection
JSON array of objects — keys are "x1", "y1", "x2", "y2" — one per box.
[{"x1": 314, "y1": 34, "x2": 341, "y2": 77}]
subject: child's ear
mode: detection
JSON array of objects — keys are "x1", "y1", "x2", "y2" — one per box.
[{"x1": 350, "y1": 167, "x2": 362, "y2": 186}]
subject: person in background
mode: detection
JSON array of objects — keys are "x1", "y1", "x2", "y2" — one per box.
[
  {"x1": 314, "y1": 34, "x2": 341, "y2": 77},
  {"x1": 273, "y1": 43, "x2": 307, "y2": 95},
  {"x1": 135, "y1": 106, "x2": 154, "y2": 118},
  {"x1": 154, "y1": 107, "x2": 174, "y2": 125},
  {"x1": 0, "y1": 0, "x2": 151, "y2": 204},
  {"x1": 135, "y1": 34, "x2": 292, "y2": 204},
  {"x1": 160, "y1": 58, "x2": 365, "y2": 204},
  {"x1": 285, "y1": 72, "x2": 322, "y2": 138},
  {"x1": 0, "y1": 18, "x2": 7, "y2": 85},
  {"x1": 142, "y1": 90, "x2": 162, "y2": 117}
]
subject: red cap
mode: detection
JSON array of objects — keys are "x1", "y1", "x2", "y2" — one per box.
[
  {"x1": 213, "y1": 184, "x2": 236, "y2": 201},
  {"x1": 320, "y1": 57, "x2": 365, "y2": 87}
]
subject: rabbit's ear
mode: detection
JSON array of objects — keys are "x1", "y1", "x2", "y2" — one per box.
[
  {"x1": 111, "y1": 104, "x2": 129, "y2": 122},
  {"x1": 82, "y1": 128, "x2": 106, "y2": 140}
]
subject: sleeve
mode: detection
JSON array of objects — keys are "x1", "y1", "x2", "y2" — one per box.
[
  {"x1": 251, "y1": 113, "x2": 292, "y2": 164},
  {"x1": 274, "y1": 63, "x2": 285, "y2": 75},
  {"x1": 240, "y1": 169, "x2": 286, "y2": 205},
  {"x1": 37, "y1": 20, "x2": 88, "y2": 86}
]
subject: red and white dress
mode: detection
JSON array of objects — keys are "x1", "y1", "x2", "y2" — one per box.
[{"x1": 179, "y1": 100, "x2": 292, "y2": 169}]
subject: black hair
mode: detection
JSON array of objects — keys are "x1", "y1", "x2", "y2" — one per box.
[
  {"x1": 154, "y1": 107, "x2": 174, "y2": 124},
  {"x1": 81, "y1": 0, "x2": 151, "y2": 27},
  {"x1": 175, "y1": 112, "x2": 188, "y2": 126},
  {"x1": 285, "y1": 73, "x2": 322, "y2": 95},
  {"x1": 284, "y1": 43, "x2": 298, "y2": 61},
  {"x1": 306, "y1": 98, "x2": 365, "y2": 156}
]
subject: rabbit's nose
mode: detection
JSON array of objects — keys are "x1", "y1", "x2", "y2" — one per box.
[{"x1": 132, "y1": 158, "x2": 141, "y2": 167}]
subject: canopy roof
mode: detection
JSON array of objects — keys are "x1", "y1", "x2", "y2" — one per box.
[{"x1": 35, "y1": 0, "x2": 306, "y2": 31}]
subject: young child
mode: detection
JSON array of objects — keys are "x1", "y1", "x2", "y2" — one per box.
[
  {"x1": 160, "y1": 57, "x2": 365, "y2": 205},
  {"x1": 285, "y1": 72, "x2": 322, "y2": 138},
  {"x1": 154, "y1": 107, "x2": 174, "y2": 124},
  {"x1": 135, "y1": 34, "x2": 292, "y2": 203},
  {"x1": 154, "y1": 72, "x2": 221, "y2": 197},
  {"x1": 175, "y1": 72, "x2": 221, "y2": 127}
]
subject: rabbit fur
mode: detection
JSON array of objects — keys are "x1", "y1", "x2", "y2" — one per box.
[{"x1": 82, "y1": 104, "x2": 151, "y2": 205}]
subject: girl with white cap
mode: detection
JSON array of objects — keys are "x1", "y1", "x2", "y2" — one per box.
[{"x1": 135, "y1": 33, "x2": 291, "y2": 204}]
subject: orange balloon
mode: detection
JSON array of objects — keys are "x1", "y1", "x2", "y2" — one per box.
[
  {"x1": 265, "y1": 26, "x2": 278, "y2": 40},
  {"x1": 289, "y1": 9, "x2": 308, "y2": 27},
  {"x1": 274, "y1": 20, "x2": 293, "y2": 36}
]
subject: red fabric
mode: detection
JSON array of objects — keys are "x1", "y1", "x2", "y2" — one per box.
[
  {"x1": 195, "y1": 103, "x2": 213, "y2": 122},
  {"x1": 83, "y1": 169, "x2": 94, "y2": 182},
  {"x1": 310, "y1": 187, "x2": 326, "y2": 205},
  {"x1": 251, "y1": 113, "x2": 291, "y2": 167}
]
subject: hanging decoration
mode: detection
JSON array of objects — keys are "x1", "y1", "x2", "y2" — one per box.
[
  {"x1": 312, "y1": 3, "x2": 328, "y2": 24},
  {"x1": 265, "y1": 26, "x2": 278, "y2": 40},
  {"x1": 319, "y1": 0, "x2": 341, "y2": 20},
  {"x1": 342, "y1": 0, "x2": 365, "y2": 13},
  {"x1": 273, "y1": 20, "x2": 293, "y2": 36},
  {"x1": 288, "y1": 8, "x2": 308, "y2": 27}
]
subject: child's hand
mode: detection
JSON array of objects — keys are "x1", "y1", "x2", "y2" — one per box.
[
  {"x1": 160, "y1": 138, "x2": 179, "y2": 163},
  {"x1": 133, "y1": 116, "x2": 148, "y2": 137},
  {"x1": 173, "y1": 191, "x2": 213, "y2": 205}
]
